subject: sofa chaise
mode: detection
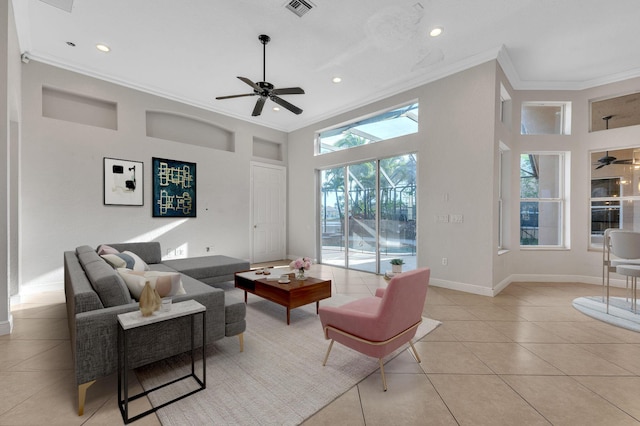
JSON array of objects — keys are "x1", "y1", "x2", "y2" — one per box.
[{"x1": 64, "y1": 241, "x2": 249, "y2": 415}]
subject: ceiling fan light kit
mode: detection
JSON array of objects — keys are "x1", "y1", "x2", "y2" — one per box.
[{"x1": 215, "y1": 34, "x2": 305, "y2": 117}]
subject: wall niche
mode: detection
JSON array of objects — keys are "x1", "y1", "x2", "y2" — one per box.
[
  {"x1": 591, "y1": 92, "x2": 640, "y2": 132},
  {"x1": 42, "y1": 86, "x2": 117, "y2": 130},
  {"x1": 146, "y1": 111, "x2": 234, "y2": 152},
  {"x1": 253, "y1": 137, "x2": 283, "y2": 161}
]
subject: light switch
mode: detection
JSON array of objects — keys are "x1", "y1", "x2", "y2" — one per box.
[{"x1": 451, "y1": 214, "x2": 464, "y2": 223}]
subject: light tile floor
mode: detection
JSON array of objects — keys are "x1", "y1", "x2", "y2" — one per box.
[{"x1": 3, "y1": 265, "x2": 640, "y2": 425}]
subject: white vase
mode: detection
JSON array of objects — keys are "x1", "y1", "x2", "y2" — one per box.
[{"x1": 391, "y1": 264, "x2": 402, "y2": 274}]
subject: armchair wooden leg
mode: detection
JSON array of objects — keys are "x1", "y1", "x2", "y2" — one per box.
[
  {"x1": 322, "y1": 340, "x2": 334, "y2": 366},
  {"x1": 78, "y1": 380, "x2": 96, "y2": 416},
  {"x1": 409, "y1": 340, "x2": 421, "y2": 363},
  {"x1": 238, "y1": 333, "x2": 244, "y2": 352},
  {"x1": 379, "y1": 359, "x2": 387, "y2": 391}
]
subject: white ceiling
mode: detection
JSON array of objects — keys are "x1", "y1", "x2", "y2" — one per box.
[{"x1": 12, "y1": 0, "x2": 640, "y2": 132}]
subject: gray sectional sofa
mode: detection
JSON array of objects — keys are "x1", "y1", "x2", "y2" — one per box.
[{"x1": 64, "y1": 241, "x2": 249, "y2": 415}]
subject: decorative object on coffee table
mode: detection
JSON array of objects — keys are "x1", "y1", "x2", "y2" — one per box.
[
  {"x1": 290, "y1": 257, "x2": 311, "y2": 280},
  {"x1": 390, "y1": 258, "x2": 404, "y2": 273}
]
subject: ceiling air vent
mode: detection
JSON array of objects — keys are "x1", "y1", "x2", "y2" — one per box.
[{"x1": 285, "y1": 0, "x2": 315, "y2": 18}]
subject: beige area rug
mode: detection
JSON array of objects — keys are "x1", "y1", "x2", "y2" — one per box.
[{"x1": 136, "y1": 291, "x2": 441, "y2": 425}]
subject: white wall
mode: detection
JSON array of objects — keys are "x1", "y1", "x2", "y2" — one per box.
[
  {"x1": 289, "y1": 60, "x2": 640, "y2": 295},
  {"x1": 288, "y1": 62, "x2": 498, "y2": 295},
  {"x1": 8, "y1": 0, "x2": 21, "y2": 298},
  {"x1": 508, "y1": 77, "x2": 640, "y2": 285},
  {"x1": 20, "y1": 61, "x2": 287, "y2": 290}
]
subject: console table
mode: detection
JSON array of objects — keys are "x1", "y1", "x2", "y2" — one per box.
[{"x1": 117, "y1": 300, "x2": 206, "y2": 424}]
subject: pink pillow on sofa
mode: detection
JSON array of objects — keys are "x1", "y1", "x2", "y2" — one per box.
[{"x1": 97, "y1": 244, "x2": 119, "y2": 255}]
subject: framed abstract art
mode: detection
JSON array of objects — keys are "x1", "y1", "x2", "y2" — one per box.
[
  {"x1": 152, "y1": 157, "x2": 197, "y2": 217},
  {"x1": 103, "y1": 157, "x2": 144, "y2": 206}
]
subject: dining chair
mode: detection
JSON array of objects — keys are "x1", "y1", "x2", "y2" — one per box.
[{"x1": 605, "y1": 229, "x2": 640, "y2": 312}]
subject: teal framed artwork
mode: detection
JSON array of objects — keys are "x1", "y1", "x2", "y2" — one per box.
[{"x1": 152, "y1": 157, "x2": 196, "y2": 217}]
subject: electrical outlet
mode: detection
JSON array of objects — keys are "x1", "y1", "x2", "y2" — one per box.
[
  {"x1": 442, "y1": 257, "x2": 448, "y2": 266},
  {"x1": 436, "y1": 214, "x2": 449, "y2": 223}
]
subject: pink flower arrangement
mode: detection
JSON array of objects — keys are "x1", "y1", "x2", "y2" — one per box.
[{"x1": 290, "y1": 257, "x2": 312, "y2": 272}]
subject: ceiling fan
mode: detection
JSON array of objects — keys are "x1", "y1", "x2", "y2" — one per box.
[
  {"x1": 593, "y1": 116, "x2": 633, "y2": 169},
  {"x1": 593, "y1": 151, "x2": 633, "y2": 169},
  {"x1": 215, "y1": 34, "x2": 305, "y2": 117}
]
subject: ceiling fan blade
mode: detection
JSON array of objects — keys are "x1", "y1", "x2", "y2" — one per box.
[
  {"x1": 595, "y1": 163, "x2": 606, "y2": 169},
  {"x1": 613, "y1": 159, "x2": 633, "y2": 164},
  {"x1": 271, "y1": 87, "x2": 305, "y2": 96},
  {"x1": 238, "y1": 76, "x2": 261, "y2": 92},
  {"x1": 215, "y1": 93, "x2": 255, "y2": 100},
  {"x1": 270, "y1": 95, "x2": 303, "y2": 115},
  {"x1": 252, "y1": 97, "x2": 267, "y2": 116}
]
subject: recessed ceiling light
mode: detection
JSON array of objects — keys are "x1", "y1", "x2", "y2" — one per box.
[
  {"x1": 429, "y1": 26, "x2": 443, "y2": 37},
  {"x1": 96, "y1": 43, "x2": 111, "y2": 53},
  {"x1": 66, "y1": 41, "x2": 76, "y2": 47},
  {"x1": 273, "y1": 107, "x2": 280, "y2": 112},
  {"x1": 332, "y1": 77, "x2": 342, "y2": 83}
]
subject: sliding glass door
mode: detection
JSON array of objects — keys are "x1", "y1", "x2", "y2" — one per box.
[
  {"x1": 320, "y1": 167, "x2": 346, "y2": 267},
  {"x1": 347, "y1": 161, "x2": 377, "y2": 272},
  {"x1": 319, "y1": 154, "x2": 416, "y2": 273}
]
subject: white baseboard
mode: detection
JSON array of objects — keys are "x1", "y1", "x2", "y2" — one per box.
[
  {"x1": 508, "y1": 274, "x2": 623, "y2": 287},
  {"x1": 431, "y1": 274, "x2": 615, "y2": 298},
  {"x1": 0, "y1": 316, "x2": 13, "y2": 336},
  {"x1": 429, "y1": 278, "x2": 495, "y2": 297}
]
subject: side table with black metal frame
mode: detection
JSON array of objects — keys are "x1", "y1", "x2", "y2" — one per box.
[{"x1": 117, "y1": 299, "x2": 207, "y2": 424}]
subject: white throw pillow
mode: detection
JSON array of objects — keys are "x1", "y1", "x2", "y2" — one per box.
[{"x1": 117, "y1": 268, "x2": 186, "y2": 300}]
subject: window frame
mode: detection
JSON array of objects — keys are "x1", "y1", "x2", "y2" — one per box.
[
  {"x1": 519, "y1": 152, "x2": 568, "y2": 249},
  {"x1": 589, "y1": 147, "x2": 640, "y2": 249},
  {"x1": 498, "y1": 142, "x2": 510, "y2": 251},
  {"x1": 521, "y1": 101, "x2": 572, "y2": 136},
  {"x1": 315, "y1": 101, "x2": 419, "y2": 155}
]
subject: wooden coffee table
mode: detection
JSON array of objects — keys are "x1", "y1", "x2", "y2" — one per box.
[{"x1": 234, "y1": 270, "x2": 332, "y2": 325}]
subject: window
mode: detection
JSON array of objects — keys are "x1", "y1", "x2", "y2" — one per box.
[
  {"x1": 498, "y1": 142, "x2": 510, "y2": 250},
  {"x1": 520, "y1": 153, "x2": 567, "y2": 247},
  {"x1": 319, "y1": 154, "x2": 417, "y2": 273},
  {"x1": 521, "y1": 102, "x2": 571, "y2": 135},
  {"x1": 590, "y1": 92, "x2": 640, "y2": 132},
  {"x1": 316, "y1": 102, "x2": 418, "y2": 154},
  {"x1": 590, "y1": 147, "x2": 640, "y2": 247}
]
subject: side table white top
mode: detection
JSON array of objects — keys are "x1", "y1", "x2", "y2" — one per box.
[{"x1": 118, "y1": 300, "x2": 205, "y2": 330}]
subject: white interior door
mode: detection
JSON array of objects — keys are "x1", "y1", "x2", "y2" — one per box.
[{"x1": 251, "y1": 162, "x2": 286, "y2": 263}]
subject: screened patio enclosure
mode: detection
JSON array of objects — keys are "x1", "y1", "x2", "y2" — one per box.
[{"x1": 319, "y1": 154, "x2": 417, "y2": 274}]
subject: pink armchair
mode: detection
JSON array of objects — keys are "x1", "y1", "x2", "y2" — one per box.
[{"x1": 319, "y1": 268, "x2": 430, "y2": 390}]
